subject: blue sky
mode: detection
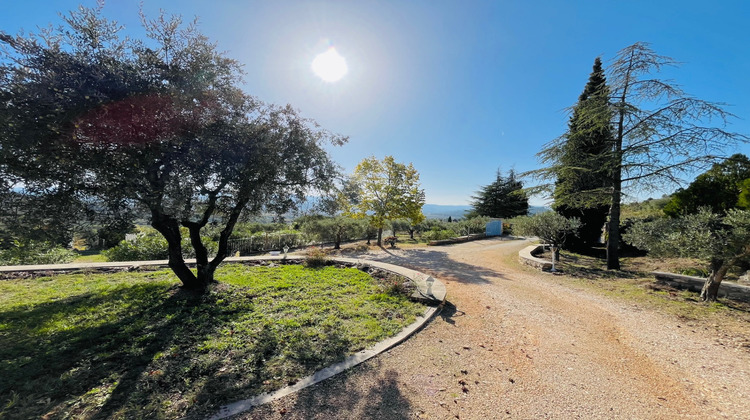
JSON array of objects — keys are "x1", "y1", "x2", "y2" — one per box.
[{"x1": 3, "y1": 1, "x2": 749, "y2": 205}]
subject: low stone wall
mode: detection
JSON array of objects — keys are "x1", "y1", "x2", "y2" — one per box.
[
  {"x1": 518, "y1": 245, "x2": 552, "y2": 271},
  {"x1": 652, "y1": 271, "x2": 750, "y2": 303}
]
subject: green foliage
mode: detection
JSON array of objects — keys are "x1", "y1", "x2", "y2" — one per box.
[
  {"x1": 511, "y1": 212, "x2": 581, "y2": 248},
  {"x1": 624, "y1": 208, "x2": 750, "y2": 264},
  {"x1": 298, "y1": 215, "x2": 363, "y2": 249},
  {"x1": 624, "y1": 208, "x2": 750, "y2": 300},
  {"x1": 103, "y1": 227, "x2": 218, "y2": 262},
  {"x1": 621, "y1": 196, "x2": 672, "y2": 220},
  {"x1": 456, "y1": 216, "x2": 490, "y2": 236},
  {"x1": 0, "y1": 240, "x2": 76, "y2": 265},
  {"x1": 663, "y1": 154, "x2": 750, "y2": 217},
  {"x1": 421, "y1": 227, "x2": 458, "y2": 241},
  {"x1": 0, "y1": 6, "x2": 342, "y2": 288},
  {"x1": 468, "y1": 169, "x2": 528, "y2": 218},
  {"x1": 304, "y1": 248, "x2": 330, "y2": 268},
  {"x1": 0, "y1": 264, "x2": 423, "y2": 419},
  {"x1": 344, "y1": 156, "x2": 425, "y2": 245},
  {"x1": 531, "y1": 43, "x2": 747, "y2": 269}
]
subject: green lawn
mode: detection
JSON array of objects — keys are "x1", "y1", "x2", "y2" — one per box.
[{"x1": 0, "y1": 263, "x2": 424, "y2": 419}]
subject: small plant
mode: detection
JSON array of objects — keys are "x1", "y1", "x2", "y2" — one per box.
[
  {"x1": 304, "y1": 248, "x2": 329, "y2": 268},
  {"x1": 0, "y1": 240, "x2": 76, "y2": 265}
]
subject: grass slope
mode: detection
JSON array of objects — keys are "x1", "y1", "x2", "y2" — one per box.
[{"x1": 0, "y1": 263, "x2": 424, "y2": 419}]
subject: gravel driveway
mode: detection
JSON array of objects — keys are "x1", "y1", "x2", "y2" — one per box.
[{"x1": 232, "y1": 237, "x2": 750, "y2": 419}]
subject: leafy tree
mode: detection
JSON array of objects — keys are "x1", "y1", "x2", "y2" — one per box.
[
  {"x1": 299, "y1": 215, "x2": 362, "y2": 249},
  {"x1": 457, "y1": 216, "x2": 490, "y2": 236},
  {"x1": 511, "y1": 212, "x2": 581, "y2": 271},
  {"x1": 533, "y1": 42, "x2": 747, "y2": 270},
  {"x1": 468, "y1": 169, "x2": 528, "y2": 219},
  {"x1": 344, "y1": 156, "x2": 425, "y2": 246},
  {"x1": 624, "y1": 208, "x2": 750, "y2": 301},
  {"x1": 663, "y1": 154, "x2": 750, "y2": 217},
  {"x1": 0, "y1": 6, "x2": 341, "y2": 290},
  {"x1": 552, "y1": 58, "x2": 614, "y2": 251}
]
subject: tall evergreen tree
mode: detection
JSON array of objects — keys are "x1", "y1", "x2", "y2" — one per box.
[
  {"x1": 533, "y1": 43, "x2": 747, "y2": 270},
  {"x1": 469, "y1": 169, "x2": 528, "y2": 218},
  {"x1": 552, "y1": 58, "x2": 614, "y2": 251}
]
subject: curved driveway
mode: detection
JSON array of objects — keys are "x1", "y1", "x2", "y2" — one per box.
[{"x1": 235, "y1": 237, "x2": 750, "y2": 419}]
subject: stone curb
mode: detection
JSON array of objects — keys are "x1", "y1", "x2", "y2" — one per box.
[{"x1": 518, "y1": 245, "x2": 552, "y2": 271}]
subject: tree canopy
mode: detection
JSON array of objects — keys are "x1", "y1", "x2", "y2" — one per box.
[
  {"x1": 663, "y1": 154, "x2": 750, "y2": 217},
  {"x1": 344, "y1": 156, "x2": 425, "y2": 246},
  {"x1": 0, "y1": 6, "x2": 342, "y2": 289},
  {"x1": 468, "y1": 169, "x2": 528, "y2": 219},
  {"x1": 624, "y1": 208, "x2": 750, "y2": 301},
  {"x1": 531, "y1": 42, "x2": 748, "y2": 270},
  {"x1": 512, "y1": 212, "x2": 580, "y2": 271},
  {"x1": 551, "y1": 58, "x2": 613, "y2": 251}
]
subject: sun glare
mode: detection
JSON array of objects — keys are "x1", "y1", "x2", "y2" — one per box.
[{"x1": 311, "y1": 47, "x2": 348, "y2": 83}]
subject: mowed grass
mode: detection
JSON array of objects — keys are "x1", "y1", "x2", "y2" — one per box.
[{"x1": 0, "y1": 263, "x2": 424, "y2": 419}]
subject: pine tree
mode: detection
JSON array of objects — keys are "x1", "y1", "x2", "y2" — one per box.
[
  {"x1": 469, "y1": 169, "x2": 529, "y2": 219},
  {"x1": 552, "y1": 58, "x2": 614, "y2": 251}
]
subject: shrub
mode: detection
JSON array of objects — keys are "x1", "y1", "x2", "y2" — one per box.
[
  {"x1": 0, "y1": 240, "x2": 76, "y2": 265},
  {"x1": 304, "y1": 248, "x2": 329, "y2": 268},
  {"x1": 421, "y1": 228, "x2": 457, "y2": 241},
  {"x1": 104, "y1": 227, "x2": 218, "y2": 261}
]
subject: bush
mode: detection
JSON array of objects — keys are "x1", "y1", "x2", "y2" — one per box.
[
  {"x1": 0, "y1": 240, "x2": 76, "y2": 265},
  {"x1": 304, "y1": 248, "x2": 329, "y2": 268},
  {"x1": 421, "y1": 228, "x2": 457, "y2": 241},
  {"x1": 104, "y1": 227, "x2": 218, "y2": 261}
]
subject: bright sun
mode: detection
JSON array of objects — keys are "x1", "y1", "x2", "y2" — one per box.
[{"x1": 311, "y1": 47, "x2": 348, "y2": 82}]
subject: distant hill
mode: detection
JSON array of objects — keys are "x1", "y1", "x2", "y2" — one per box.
[{"x1": 421, "y1": 204, "x2": 550, "y2": 220}]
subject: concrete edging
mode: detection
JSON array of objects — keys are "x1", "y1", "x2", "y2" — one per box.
[
  {"x1": 518, "y1": 245, "x2": 552, "y2": 271},
  {"x1": 209, "y1": 256, "x2": 446, "y2": 419},
  {"x1": 652, "y1": 271, "x2": 750, "y2": 302}
]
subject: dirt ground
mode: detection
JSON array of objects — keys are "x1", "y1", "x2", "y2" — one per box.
[{"x1": 229, "y1": 237, "x2": 750, "y2": 419}]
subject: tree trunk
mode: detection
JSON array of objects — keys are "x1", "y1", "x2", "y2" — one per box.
[
  {"x1": 377, "y1": 227, "x2": 383, "y2": 247},
  {"x1": 409, "y1": 229, "x2": 415, "y2": 240},
  {"x1": 607, "y1": 55, "x2": 629, "y2": 271},
  {"x1": 151, "y1": 215, "x2": 206, "y2": 290},
  {"x1": 606, "y1": 186, "x2": 622, "y2": 270},
  {"x1": 701, "y1": 259, "x2": 728, "y2": 302},
  {"x1": 334, "y1": 231, "x2": 341, "y2": 249}
]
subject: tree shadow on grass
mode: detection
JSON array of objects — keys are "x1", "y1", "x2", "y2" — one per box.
[
  {"x1": 0, "y1": 281, "x2": 261, "y2": 419},
  {"x1": 367, "y1": 247, "x2": 510, "y2": 285}
]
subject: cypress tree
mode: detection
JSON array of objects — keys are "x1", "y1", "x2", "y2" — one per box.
[{"x1": 553, "y1": 58, "x2": 614, "y2": 251}]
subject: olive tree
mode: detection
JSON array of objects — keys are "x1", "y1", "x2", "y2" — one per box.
[
  {"x1": 624, "y1": 208, "x2": 750, "y2": 301},
  {"x1": 0, "y1": 6, "x2": 342, "y2": 290},
  {"x1": 512, "y1": 212, "x2": 581, "y2": 271}
]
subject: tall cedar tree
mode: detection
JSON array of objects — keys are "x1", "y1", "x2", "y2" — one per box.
[
  {"x1": 553, "y1": 58, "x2": 614, "y2": 251},
  {"x1": 469, "y1": 169, "x2": 529, "y2": 219},
  {"x1": 533, "y1": 43, "x2": 747, "y2": 270}
]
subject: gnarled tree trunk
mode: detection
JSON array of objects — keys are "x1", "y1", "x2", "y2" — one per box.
[{"x1": 701, "y1": 259, "x2": 729, "y2": 302}]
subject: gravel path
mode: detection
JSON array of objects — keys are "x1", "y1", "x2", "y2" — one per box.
[{"x1": 231, "y1": 238, "x2": 750, "y2": 419}]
